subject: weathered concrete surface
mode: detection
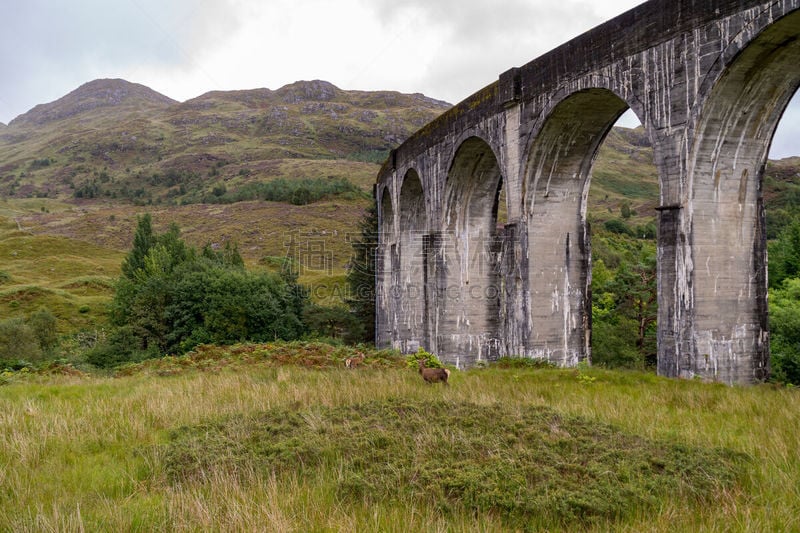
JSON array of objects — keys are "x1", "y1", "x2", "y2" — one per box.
[{"x1": 377, "y1": 0, "x2": 800, "y2": 384}]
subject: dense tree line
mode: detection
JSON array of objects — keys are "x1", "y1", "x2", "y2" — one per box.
[
  {"x1": 590, "y1": 228, "x2": 658, "y2": 369},
  {"x1": 344, "y1": 199, "x2": 378, "y2": 343},
  {"x1": 72, "y1": 171, "x2": 365, "y2": 207},
  {"x1": 767, "y1": 218, "x2": 800, "y2": 384},
  {"x1": 209, "y1": 176, "x2": 366, "y2": 205}
]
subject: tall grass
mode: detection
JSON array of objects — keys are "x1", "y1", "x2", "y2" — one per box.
[{"x1": 1, "y1": 353, "x2": 799, "y2": 531}]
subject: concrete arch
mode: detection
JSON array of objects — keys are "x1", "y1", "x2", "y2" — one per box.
[
  {"x1": 522, "y1": 81, "x2": 648, "y2": 177},
  {"x1": 442, "y1": 129, "x2": 504, "y2": 187},
  {"x1": 396, "y1": 169, "x2": 429, "y2": 352},
  {"x1": 695, "y1": 6, "x2": 800, "y2": 107},
  {"x1": 377, "y1": 184, "x2": 393, "y2": 227},
  {"x1": 523, "y1": 88, "x2": 634, "y2": 209},
  {"x1": 668, "y1": 8, "x2": 800, "y2": 383},
  {"x1": 522, "y1": 88, "x2": 631, "y2": 365},
  {"x1": 435, "y1": 136, "x2": 504, "y2": 366},
  {"x1": 375, "y1": 184, "x2": 397, "y2": 347}
]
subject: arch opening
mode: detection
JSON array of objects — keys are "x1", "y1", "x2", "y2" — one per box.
[
  {"x1": 524, "y1": 88, "x2": 638, "y2": 366},
  {"x1": 590, "y1": 114, "x2": 661, "y2": 371},
  {"x1": 437, "y1": 137, "x2": 504, "y2": 366}
]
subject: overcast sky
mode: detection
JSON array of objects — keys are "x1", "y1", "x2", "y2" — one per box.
[{"x1": 1, "y1": 0, "x2": 797, "y2": 157}]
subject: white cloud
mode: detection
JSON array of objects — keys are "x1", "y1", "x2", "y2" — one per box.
[
  {"x1": 359, "y1": 0, "x2": 642, "y2": 104},
  {"x1": 0, "y1": 0, "x2": 242, "y2": 121}
]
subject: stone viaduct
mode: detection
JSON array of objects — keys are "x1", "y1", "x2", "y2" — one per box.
[{"x1": 375, "y1": 0, "x2": 800, "y2": 384}]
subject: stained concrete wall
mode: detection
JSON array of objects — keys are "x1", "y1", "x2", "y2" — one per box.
[{"x1": 376, "y1": 0, "x2": 800, "y2": 383}]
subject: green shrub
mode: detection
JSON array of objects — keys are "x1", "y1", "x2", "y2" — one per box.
[
  {"x1": 405, "y1": 347, "x2": 444, "y2": 369},
  {"x1": 603, "y1": 218, "x2": 633, "y2": 236},
  {"x1": 84, "y1": 327, "x2": 155, "y2": 368},
  {"x1": 769, "y1": 278, "x2": 800, "y2": 384},
  {"x1": 591, "y1": 318, "x2": 643, "y2": 369},
  {"x1": 28, "y1": 307, "x2": 58, "y2": 353},
  {"x1": 92, "y1": 216, "x2": 309, "y2": 367},
  {"x1": 303, "y1": 303, "x2": 363, "y2": 342},
  {"x1": 0, "y1": 318, "x2": 43, "y2": 364}
]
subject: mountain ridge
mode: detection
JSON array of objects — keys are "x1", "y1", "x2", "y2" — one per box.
[{"x1": 0, "y1": 78, "x2": 452, "y2": 203}]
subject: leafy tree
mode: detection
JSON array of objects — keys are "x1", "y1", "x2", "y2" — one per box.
[
  {"x1": 290, "y1": 186, "x2": 312, "y2": 205},
  {"x1": 591, "y1": 317, "x2": 642, "y2": 368},
  {"x1": 121, "y1": 213, "x2": 156, "y2": 280},
  {"x1": 304, "y1": 303, "x2": 362, "y2": 340},
  {"x1": 604, "y1": 218, "x2": 633, "y2": 236},
  {"x1": 768, "y1": 219, "x2": 800, "y2": 288},
  {"x1": 611, "y1": 248, "x2": 658, "y2": 363},
  {"x1": 620, "y1": 201, "x2": 632, "y2": 219},
  {"x1": 769, "y1": 278, "x2": 800, "y2": 384},
  {"x1": 202, "y1": 241, "x2": 245, "y2": 269},
  {"x1": 346, "y1": 199, "x2": 378, "y2": 343},
  {"x1": 591, "y1": 237, "x2": 657, "y2": 369}
]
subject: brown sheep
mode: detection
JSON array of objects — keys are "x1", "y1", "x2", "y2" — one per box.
[{"x1": 418, "y1": 360, "x2": 450, "y2": 385}]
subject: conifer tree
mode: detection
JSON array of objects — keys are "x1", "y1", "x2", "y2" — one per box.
[
  {"x1": 121, "y1": 213, "x2": 155, "y2": 280},
  {"x1": 346, "y1": 199, "x2": 378, "y2": 343}
]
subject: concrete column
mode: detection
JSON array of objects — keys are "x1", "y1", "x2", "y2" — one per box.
[{"x1": 655, "y1": 10, "x2": 800, "y2": 383}]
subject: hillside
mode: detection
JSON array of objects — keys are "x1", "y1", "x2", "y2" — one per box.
[
  {"x1": 0, "y1": 80, "x2": 450, "y2": 333},
  {"x1": 0, "y1": 78, "x2": 450, "y2": 204},
  {"x1": 2, "y1": 80, "x2": 799, "y2": 341}
]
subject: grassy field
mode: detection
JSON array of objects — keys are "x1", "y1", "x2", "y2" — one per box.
[
  {"x1": 0, "y1": 199, "x2": 123, "y2": 333},
  {"x1": 1, "y1": 344, "x2": 798, "y2": 531}
]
